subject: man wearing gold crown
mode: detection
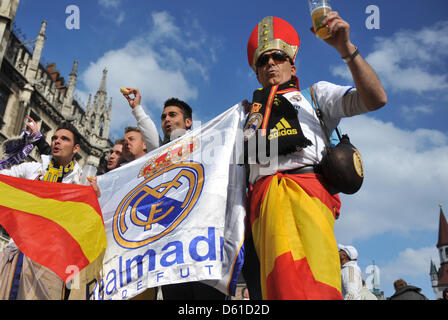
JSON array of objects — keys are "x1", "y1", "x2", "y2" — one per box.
[{"x1": 243, "y1": 12, "x2": 387, "y2": 300}]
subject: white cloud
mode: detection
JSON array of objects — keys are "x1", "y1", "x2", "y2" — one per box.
[
  {"x1": 79, "y1": 41, "x2": 198, "y2": 136},
  {"x1": 334, "y1": 115, "x2": 448, "y2": 243},
  {"x1": 78, "y1": 11, "x2": 218, "y2": 137},
  {"x1": 98, "y1": 0, "x2": 121, "y2": 9},
  {"x1": 98, "y1": 0, "x2": 125, "y2": 25},
  {"x1": 147, "y1": 11, "x2": 219, "y2": 58},
  {"x1": 331, "y1": 21, "x2": 448, "y2": 94},
  {"x1": 379, "y1": 247, "x2": 439, "y2": 287},
  {"x1": 401, "y1": 105, "x2": 433, "y2": 122},
  {"x1": 330, "y1": 64, "x2": 350, "y2": 81},
  {"x1": 115, "y1": 12, "x2": 125, "y2": 26},
  {"x1": 149, "y1": 11, "x2": 181, "y2": 42}
]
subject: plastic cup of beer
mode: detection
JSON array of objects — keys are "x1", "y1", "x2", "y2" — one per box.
[
  {"x1": 81, "y1": 165, "x2": 97, "y2": 186},
  {"x1": 308, "y1": 0, "x2": 332, "y2": 40}
]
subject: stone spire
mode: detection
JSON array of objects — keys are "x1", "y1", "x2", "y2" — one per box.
[
  {"x1": 102, "y1": 97, "x2": 112, "y2": 139},
  {"x1": 71, "y1": 59, "x2": 78, "y2": 75},
  {"x1": 86, "y1": 93, "x2": 92, "y2": 113},
  {"x1": 26, "y1": 20, "x2": 47, "y2": 81},
  {"x1": 86, "y1": 68, "x2": 111, "y2": 146},
  {"x1": 99, "y1": 68, "x2": 108, "y2": 93},
  {"x1": 62, "y1": 60, "x2": 78, "y2": 116},
  {"x1": 430, "y1": 260, "x2": 438, "y2": 287},
  {"x1": 436, "y1": 205, "x2": 448, "y2": 286},
  {"x1": 437, "y1": 205, "x2": 448, "y2": 248},
  {"x1": 108, "y1": 97, "x2": 113, "y2": 114},
  {"x1": 92, "y1": 67, "x2": 108, "y2": 117},
  {"x1": 0, "y1": 0, "x2": 20, "y2": 66}
]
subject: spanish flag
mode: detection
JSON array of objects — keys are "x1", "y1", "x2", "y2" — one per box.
[
  {"x1": 249, "y1": 172, "x2": 343, "y2": 300},
  {"x1": 0, "y1": 174, "x2": 107, "y2": 282}
]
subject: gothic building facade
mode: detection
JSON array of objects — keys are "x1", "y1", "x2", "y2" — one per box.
[
  {"x1": 430, "y1": 206, "x2": 448, "y2": 299},
  {"x1": 0, "y1": 1, "x2": 113, "y2": 249}
]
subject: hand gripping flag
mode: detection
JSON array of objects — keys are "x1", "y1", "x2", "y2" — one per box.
[
  {"x1": 91, "y1": 104, "x2": 247, "y2": 300},
  {"x1": 0, "y1": 175, "x2": 107, "y2": 282}
]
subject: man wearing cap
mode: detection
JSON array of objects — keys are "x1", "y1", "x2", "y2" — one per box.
[
  {"x1": 339, "y1": 244, "x2": 363, "y2": 300},
  {"x1": 243, "y1": 13, "x2": 386, "y2": 300}
]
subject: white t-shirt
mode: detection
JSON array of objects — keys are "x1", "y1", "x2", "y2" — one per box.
[
  {"x1": 132, "y1": 105, "x2": 161, "y2": 152},
  {"x1": 341, "y1": 260, "x2": 363, "y2": 300},
  {"x1": 0, "y1": 155, "x2": 82, "y2": 183},
  {"x1": 248, "y1": 81, "x2": 370, "y2": 185}
]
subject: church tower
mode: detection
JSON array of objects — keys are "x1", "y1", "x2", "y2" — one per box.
[
  {"x1": 431, "y1": 205, "x2": 448, "y2": 299},
  {"x1": 0, "y1": 0, "x2": 20, "y2": 66},
  {"x1": 25, "y1": 20, "x2": 46, "y2": 82},
  {"x1": 61, "y1": 60, "x2": 78, "y2": 117},
  {"x1": 85, "y1": 68, "x2": 112, "y2": 147},
  {"x1": 430, "y1": 260, "x2": 438, "y2": 288}
]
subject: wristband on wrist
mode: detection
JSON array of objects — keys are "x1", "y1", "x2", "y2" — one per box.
[{"x1": 342, "y1": 46, "x2": 359, "y2": 63}]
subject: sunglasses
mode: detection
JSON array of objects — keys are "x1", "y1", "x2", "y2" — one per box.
[{"x1": 256, "y1": 50, "x2": 291, "y2": 68}]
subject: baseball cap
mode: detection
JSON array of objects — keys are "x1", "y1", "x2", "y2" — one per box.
[{"x1": 338, "y1": 244, "x2": 358, "y2": 260}]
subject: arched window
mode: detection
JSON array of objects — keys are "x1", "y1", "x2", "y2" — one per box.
[
  {"x1": 91, "y1": 115, "x2": 95, "y2": 130},
  {"x1": 0, "y1": 86, "x2": 10, "y2": 129},
  {"x1": 99, "y1": 116, "x2": 105, "y2": 137}
]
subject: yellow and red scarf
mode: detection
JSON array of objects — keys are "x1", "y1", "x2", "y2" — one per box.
[
  {"x1": 243, "y1": 78, "x2": 312, "y2": 159},
  {"x1": 42, "y1": 160, "x2": 75, "y2": 182}
]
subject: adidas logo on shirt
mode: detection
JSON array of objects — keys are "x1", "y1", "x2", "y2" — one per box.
[{"x1": 268, "y1": 118, "x2": 298, "y2": 140}]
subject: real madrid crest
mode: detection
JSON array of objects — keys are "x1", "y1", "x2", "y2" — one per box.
[
  {"x1": 113, "y1": 137, "x2": 204, "y2": 249},
  {"x1": 113, "y1": 162, "x2": 204, "y2": 249},
  {"x1": 290, "y1": 94, "x2": 302, "y2": 103},
  {"x1": 243, "y1": 112, "x2": 263, "y2": 141}
]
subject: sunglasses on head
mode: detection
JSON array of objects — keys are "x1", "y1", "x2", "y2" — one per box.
[{"x1": 256, "y1": 50, "x2": 291, "y2": 68}]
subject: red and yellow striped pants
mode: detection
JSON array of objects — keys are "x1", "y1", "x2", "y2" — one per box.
[{"x1": 248, "y1": 172, "x2": 343, "y2": 300}]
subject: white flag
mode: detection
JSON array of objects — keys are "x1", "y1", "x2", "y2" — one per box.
[{"x1": 90, "y1": 104, "x2": 247, "y2": 300}]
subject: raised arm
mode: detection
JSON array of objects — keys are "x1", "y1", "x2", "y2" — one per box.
[
  {"x1": 317, "y1": 11, "x2": 387, "y2": 111},
  {"x1": 122, "y1": 88, "x2": 161, "y2": 152}
]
